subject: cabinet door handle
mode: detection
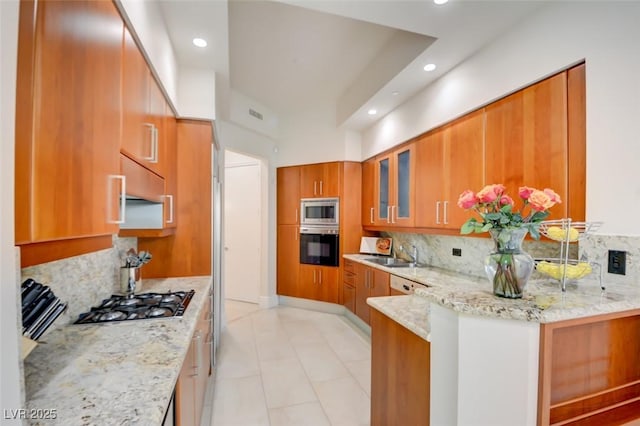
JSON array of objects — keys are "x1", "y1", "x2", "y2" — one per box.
[
  {"x1": 165, "y1": 194, "x2": 174, "y2": 224},
  {"x1": 108, "y1": 175, "x2": 126, "y2": 224},
  {"x1": 443, "y1": 201, "x2": 449, "y2": 225},
  {"x1": 370, "y1": 207, "x2": 374, "y2": 224},
  {"x1": 320, "y1": 180, "x2": 323, "y2": 195},
  {"x1": 386, "y1": 206, "x2": 391, "y2": 223},
  {"x1": 191, "y1": 331, "x2": 201, "y2": 376},
  {"x1": 313, "y1": 269, "x2": 317, "y2": 284},
  {"x1": 436, "y1": 201, "x2": 441, "y2": 225},
  {"x1": 151, "y1": 126, "x2": 159, "y2": 164},
  {"x1": 314, "y1": 181, "x2": 317, "y2": 196},
  {"x1": 319, "y1": 270, "x2": 323, "y2": 284},
  {"x1": 142, "y1": 123, "x2": 155, "y2": 161},
  {"x1": 295, "y1": 208, "x2": 298, "y2": 224},
  {"x1": 391, "y1": 205, "x2": 396, "y2": 224}
]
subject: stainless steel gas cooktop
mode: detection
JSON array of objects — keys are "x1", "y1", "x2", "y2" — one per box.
[{"x1": 74, "y1": 290, "x2": 194, "y2": 324}]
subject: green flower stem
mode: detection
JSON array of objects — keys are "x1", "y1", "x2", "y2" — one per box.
[{"x1": 493, "y1": 253, "x2": 521, "y2": 297}]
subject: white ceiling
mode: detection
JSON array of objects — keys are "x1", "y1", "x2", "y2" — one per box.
[{"x1": 159, "y1": 0, "x2": 547, "y2": 131}]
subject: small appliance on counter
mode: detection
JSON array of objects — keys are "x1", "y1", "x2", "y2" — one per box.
[
  {"x1": 359, "y1": 236, "x2": 393, "y2": 256},
  {"x1": 74, "y1": 290, "x2": 195, "y2": 324},
  {"x1": 21, "y1": 278, "x2": 68, "y2": 342}
]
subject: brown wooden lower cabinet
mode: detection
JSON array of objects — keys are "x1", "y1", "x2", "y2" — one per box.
[
  {"x1": 277, "y1": 225, "x2": 300, "y2": 297},
  {"x1": 371, "y1": 309, "x2": 430, "y2": 426},
  {"x1": 538, "y1": 310, "x2": 640, "y2": 426},
  {"x1": 176, "y1": 298, "x2": 212, "y2": 425},
  {"x1": 355, "y1": 264, "x2": 390, "y2": 324},
  {"x1": 298, "y1": 264, "x2": 339, "y2": 303},
  {"x1": 343, "y1": 259, "x2": 357, "y2": 313}
]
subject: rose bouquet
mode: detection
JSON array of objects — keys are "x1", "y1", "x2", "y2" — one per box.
[
  {"x1": 457, "y1": 184, "x2": 561, "y2": 298},
  {"x1": 457, "y1": 184, "x2": 562, "y2": 240}
]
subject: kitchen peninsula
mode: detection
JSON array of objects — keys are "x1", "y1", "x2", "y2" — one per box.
[{"x1": 344, "y1": 255, "x2": 640, "y2": 426}]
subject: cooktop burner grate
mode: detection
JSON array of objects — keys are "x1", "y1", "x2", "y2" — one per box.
[{"x1": 74, "y1": 290, "x2": 195, "y2": 324}]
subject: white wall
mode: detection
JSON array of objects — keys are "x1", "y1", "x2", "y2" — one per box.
[
  {"x1": 1, "y1": 0, "x2": 24, "y2": 418},
  {"x1": 229, "y1": 90, "x2": 280, "y2": 140},
  {"x1": 217, "y1": 121, "x2": 279, "y2": 307},
  {"x1": 117, "y1": 0, "x2": 179, "y2": 108},
  {"x1": 276, "y1": 103, "x2": 361, "y2": 167},
  {"x1": 362, "y1": 2, "x2": 640, "y2": 236},
  {"x1": 177, "y1": 67, "x2": 216, "y2": 119}
]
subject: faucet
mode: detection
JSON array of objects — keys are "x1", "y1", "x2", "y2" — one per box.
[{"x1": 398, "y1": 244, "x2": 418, "y2": 265}]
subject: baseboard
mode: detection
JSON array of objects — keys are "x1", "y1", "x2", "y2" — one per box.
[
  {"x1": 278, "y1": 295, "x2": 346, "y2": 315},
  {"x1": 343, "y1": 309, "x2": 372, "y2": 340},
  {"x1": 259, "y1": 294, "x2": 279, "y2": 309},
  {"x1": 277, "y1": 296, "x2": 371, "y2": 339}
]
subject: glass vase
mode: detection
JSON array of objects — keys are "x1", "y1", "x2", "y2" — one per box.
[{"x1": 484, "y1": 228, "x2": 534, "y2": 299}]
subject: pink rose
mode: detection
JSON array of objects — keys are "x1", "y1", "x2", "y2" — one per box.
[
  {"x1": 476, "y1": 185, "x2": 499, "y2": 203},
  {"x1": 543, "y1": 188, "x2": 562, "y2": 204},
  {"x1": 499, "y1": 195, "x2": 514, "y2": 207},
  {"x1": 518, "y1": 186, "x2": 536, "y2": 200},
  {"x1": 457, "y1": 190, "x2": 478, "y2": 209},
  {"x1": 493, "y1": 184, "x2": 506, "y2": 196},
  {"x1": 527, "y1": 190, "x2": 554, "y2": 212}
]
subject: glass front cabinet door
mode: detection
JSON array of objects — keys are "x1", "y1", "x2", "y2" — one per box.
[{"x1": 374, "y1": 144, "x2": 415, "y2": 227}]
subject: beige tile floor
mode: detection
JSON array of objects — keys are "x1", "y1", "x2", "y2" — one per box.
[{"x1": 201, "y1": 300, "x2": 371, "y2": 426}]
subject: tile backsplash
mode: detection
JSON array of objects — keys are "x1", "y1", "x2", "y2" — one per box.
[
  {"x1": 383, "y1": 231, "x2": 638, "y2": 287},
  {"x1": 20, "y1": 236, "x2": 137, "y2": 335}
]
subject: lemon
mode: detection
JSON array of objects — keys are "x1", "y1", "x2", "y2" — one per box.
[
  {"x1": 536, "y1": 261, "x2": 592, "y2": 280},
  {"x1": 546, "y1": 226, "x2": 580, "y2": 242}
]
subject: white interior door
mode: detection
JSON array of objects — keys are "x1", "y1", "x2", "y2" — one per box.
[{"x1": 224, "y1": 153, "x2": 261, "y2": 303}]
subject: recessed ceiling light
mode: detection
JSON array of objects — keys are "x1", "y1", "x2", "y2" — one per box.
[
  {"x1": 368, "y1": 109, "x2": 377, "y2": 115},
  {"x1": 423, "y1": 63, "x2": 437, "y2": 72},
  {"x1": 392, "y1": 91, "x2": 399, "y2": 96},
  {"x1": 434, "y1": 0, "x2": 449, "y2": 5},
  {"x1": 193, "y1": 38, "x2": 208, "y2": 48}
]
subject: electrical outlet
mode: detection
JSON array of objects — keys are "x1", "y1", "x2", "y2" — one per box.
[
  {"x1": 452, "y1": 248, "x2": 462, "y2": 257},
  {"x1": 608, "y1": 250, "x2": 626, "y2": 275}
]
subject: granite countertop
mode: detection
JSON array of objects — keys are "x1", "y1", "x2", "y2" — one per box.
[
  {"x1": 347, "y1": 254, "x2": 640, "y2": 324},
  {"x1": 23, "y1": 276, "x2": 212, "y2": 426},
  {"x1": 366, "y1": 295, "x2": 431, "y2": 341}
]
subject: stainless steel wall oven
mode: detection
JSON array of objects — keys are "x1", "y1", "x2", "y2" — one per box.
[{"x1": 299, "y1": 226, "x2": 339, "y2": 267}]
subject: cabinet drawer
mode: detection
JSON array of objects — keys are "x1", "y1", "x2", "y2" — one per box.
[
  {"x1": 121, "y1": 153, "x2": 164, "y2": 202},
  {"x1": 344, "y1": 259, "x2": 356, "y2": 273},
  {"x1": 344, "y1": 270, "x2": 356, "y2": 286}
]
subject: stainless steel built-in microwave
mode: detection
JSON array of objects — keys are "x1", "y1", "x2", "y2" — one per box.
[{"x1": 300, "y1": 198, "x2": 339, "y2": 226}]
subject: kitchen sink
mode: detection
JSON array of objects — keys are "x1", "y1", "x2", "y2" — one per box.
[{"x1": 364, "y1": 257, "x2": 419, "y2": 268}]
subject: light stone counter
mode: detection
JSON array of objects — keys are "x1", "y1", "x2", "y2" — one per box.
[
  {"x1": 23, "y1": 276, "x2": 212, "y2": 426},
  {"x1": 347, "y1": 253, "x2": 640, "y2": 325},
  {"x1": 366, "y1": 295, "x2": 431, "y2": 341}
]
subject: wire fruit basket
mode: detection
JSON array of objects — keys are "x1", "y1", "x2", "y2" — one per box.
[{"x1": 535, "y1": 219, "x2": 603, "y2": 291}]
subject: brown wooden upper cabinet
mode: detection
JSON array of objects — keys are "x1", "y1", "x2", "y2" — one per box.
[
  {"x1": 300, "y1": 162, "x2": 340, "y2": 198},
  {"x1": 373, "y1": 144, "x2": 416, "y2": 227},
  {"x1": 485, "y1": 71, "x2": 570, "y2": 221},
  {"x1": 122, "y1": 27, "x2": 167, "y2": 178},
  {"x1": 277, "y1": 167, "x2": 301, "y2": 225},
  {"x1": 364, "y1": 64, "x2": 585, "y2": 230},
  {"x1": 15, "y1": 0, "x2": 123, "y2": 244},
  {"x1": 361, "y1": 158, "x2": 376, "y2": 226},
  {"x1": 415, "y1": 110, "x2": 485, "y2": 229},
  {"x1": 163, "y1": 109, "x2": 178, "y2": 229}
]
